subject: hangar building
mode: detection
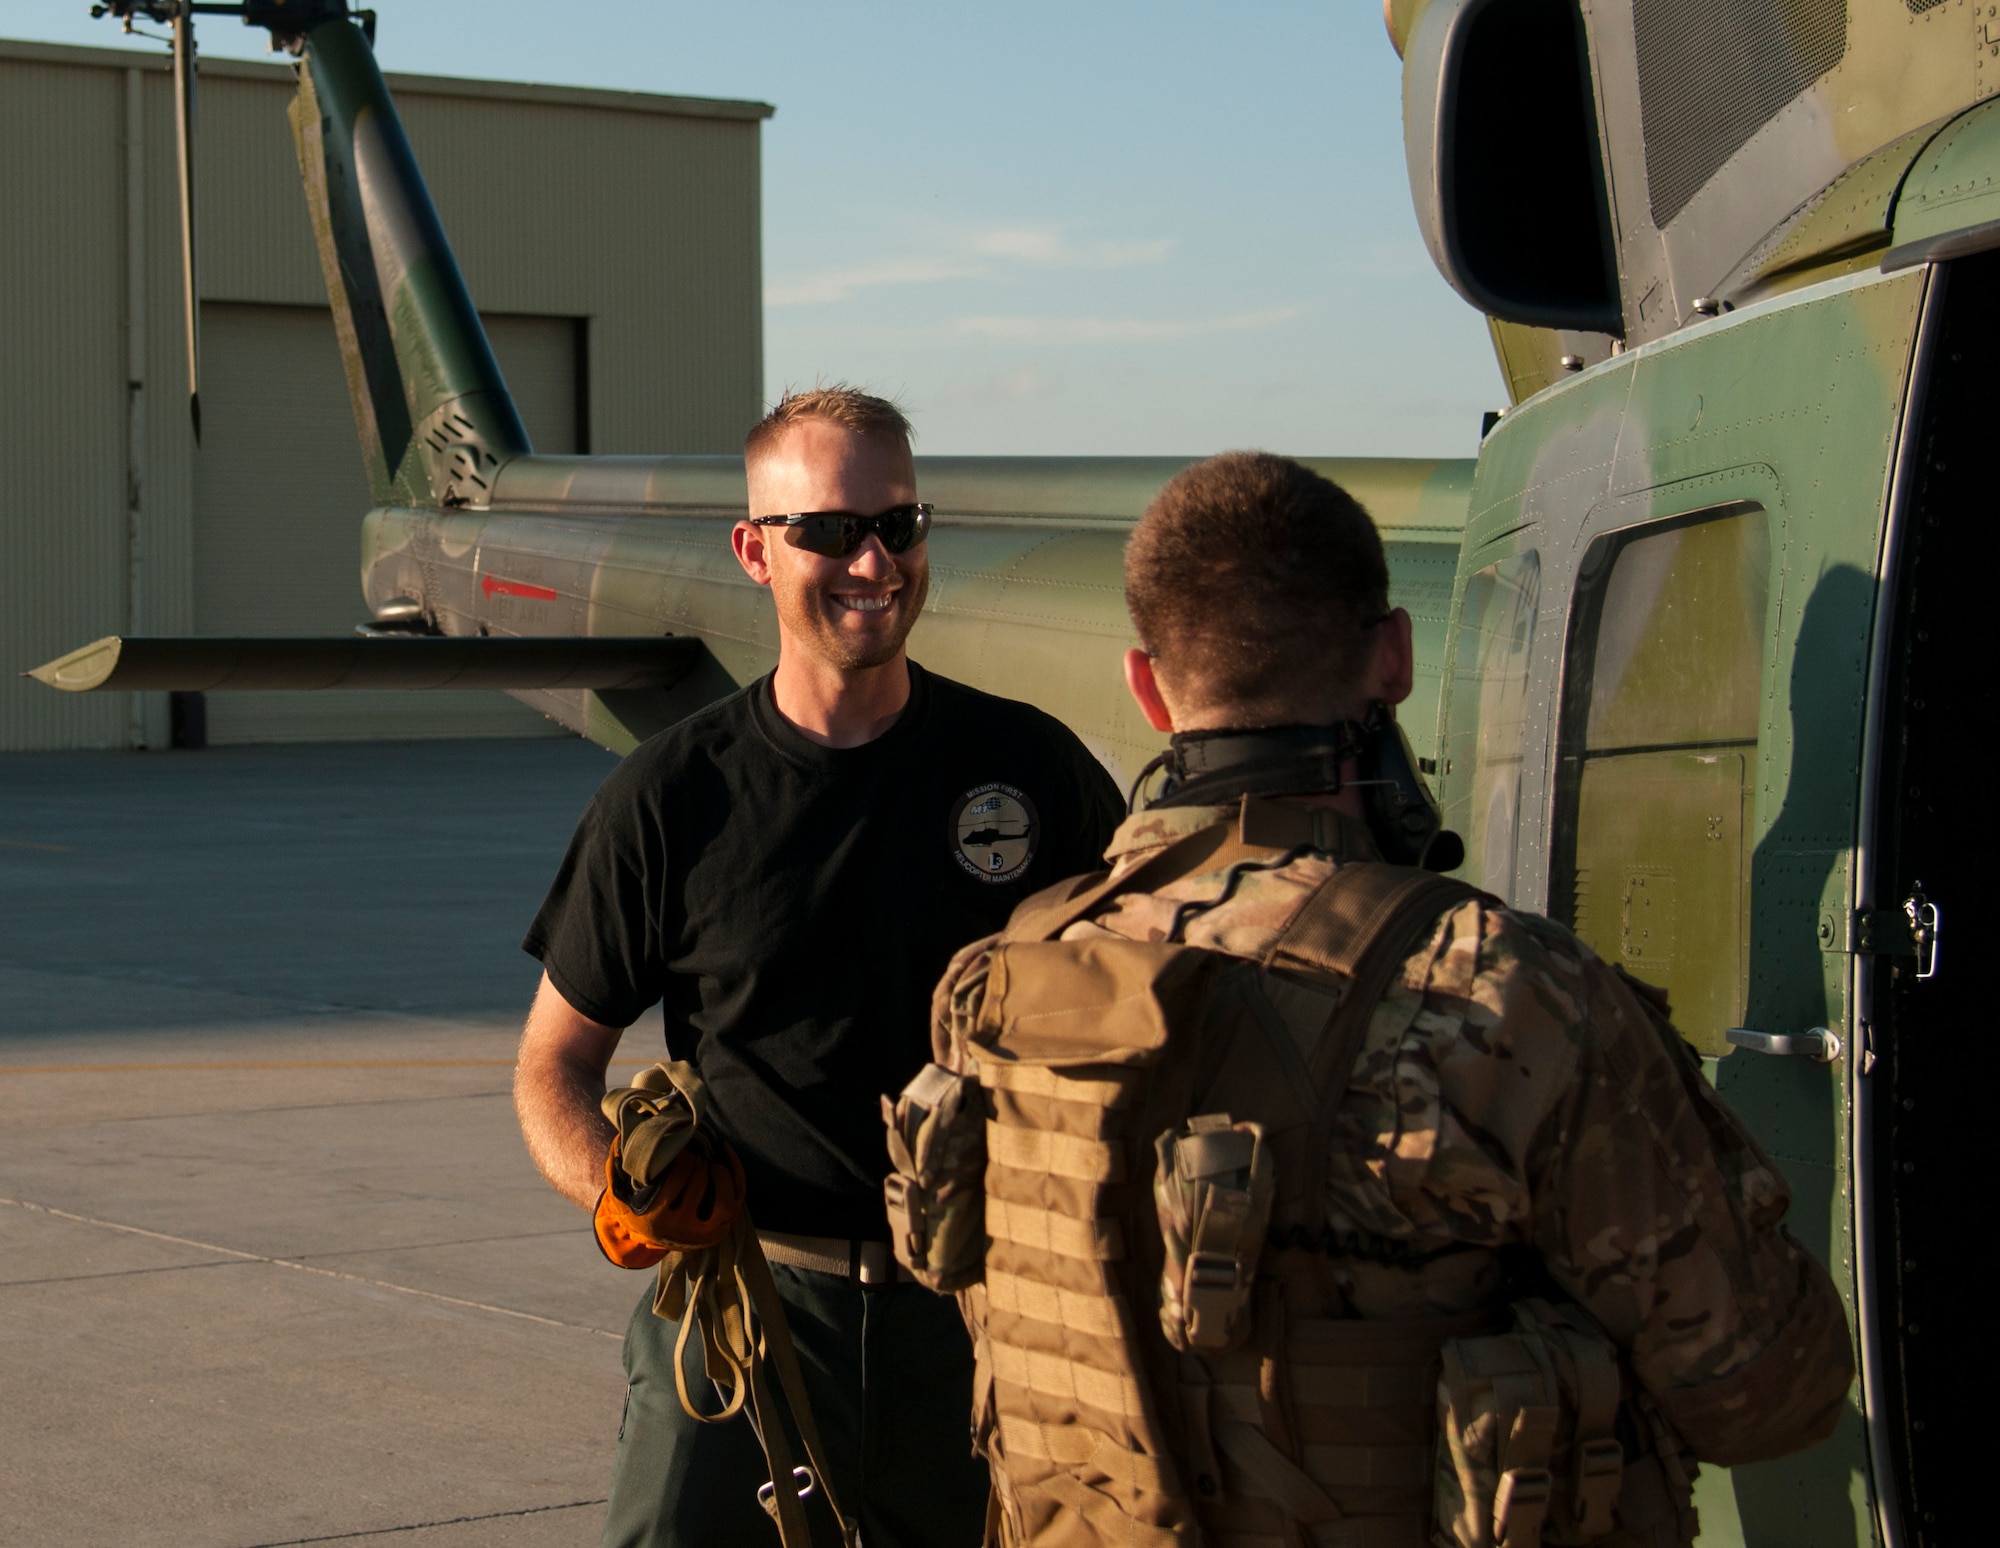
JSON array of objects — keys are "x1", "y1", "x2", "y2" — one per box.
[{"x1": 0, "y1": 37, "x2": 769, "y2": 750}]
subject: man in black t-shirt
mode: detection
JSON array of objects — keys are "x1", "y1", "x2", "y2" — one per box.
[{"x1": 516, "y1": 386, "x2": 1123, "y2": 1548}]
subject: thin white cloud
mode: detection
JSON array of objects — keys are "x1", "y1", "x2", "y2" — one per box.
[
  {"x1": 952, "y1": 305, "x2": 1308, "y2": 341},
  {"x1": 965, "y1": 227, "x2": 1174, "y2": 268},
  {"x1": 966, "y1": 227, "x2": 1062, "y2": 261},
  {"x1": 766, "y1": 225, "x2": 1175, "y2": 306},
  {"x1": 766, "y1": 257, "x2": 988, "y2": 306},
  {"x1": 1089, "y1": 238, "x2": 1176, "y2": 268}
]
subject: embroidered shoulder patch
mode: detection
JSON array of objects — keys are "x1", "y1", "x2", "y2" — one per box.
[{"x1": 950, "y1": 783, "x2": 1039, "y2": 884}]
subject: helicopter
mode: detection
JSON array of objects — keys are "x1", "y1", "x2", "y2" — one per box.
[
  {"x1": 28, "y1": 0, "x2": 1477, "y2": 776},
  {"x1": 27, "y1": 0, "x2": 1992, "y2": 1543}
]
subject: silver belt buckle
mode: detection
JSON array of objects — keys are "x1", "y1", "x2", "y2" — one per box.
[{"x1": 857, "y1": 1240, "x2": 896, "y2": 1286}]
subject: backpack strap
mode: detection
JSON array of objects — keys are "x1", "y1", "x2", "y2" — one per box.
[{"x1": 1262, "y1": 864, "x2": 1492, "y2": 1225}]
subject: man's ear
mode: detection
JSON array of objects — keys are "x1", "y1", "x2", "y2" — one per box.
[
  {"x1": 731, "y1": 521, "x2": 775, "y2": 587},
  {"x1": 1371, "y1": 607, "x2": 1416, "y2": 706},
  {"x1": 1124, "y1": 648, "x2": 1175, "y2": 732}
]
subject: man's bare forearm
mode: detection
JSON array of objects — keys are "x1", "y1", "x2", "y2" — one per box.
[{"x1": 515, "y1": 972, "x2": 625, "y2": 1211}]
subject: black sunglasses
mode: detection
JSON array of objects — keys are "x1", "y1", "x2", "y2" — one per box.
[{"x1": 748, "y1": 503, "x2": 932, "y2": 557}]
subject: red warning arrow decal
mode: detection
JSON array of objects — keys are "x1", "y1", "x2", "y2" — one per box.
[{"x1": 482, "y1": 574, "x2": 559, "y2": 602}]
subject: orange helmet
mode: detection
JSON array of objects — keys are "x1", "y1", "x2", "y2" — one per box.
[{"x1": 594, "y1": 1131, "x2": 747, "y2": 1269}]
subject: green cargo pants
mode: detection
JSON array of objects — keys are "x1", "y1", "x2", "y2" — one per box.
[{"x1": 601, "y1": 1261, "x2": 990, "y2": 1548}]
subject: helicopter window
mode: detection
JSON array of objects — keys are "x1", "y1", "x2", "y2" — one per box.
[
  {"x1": 1441, "y1": 549, "x2": 1541, "y2": 896},
  {"x1": 1551, "y1": 504, "x2": 1771, "y2": 1056},
  {"x1": 1386, "y1": 541, "x2": 1461, "y2": 768}
]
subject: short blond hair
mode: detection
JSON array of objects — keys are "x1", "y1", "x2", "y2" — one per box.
[{"x1": 744, "y1": 385, "x2": 913, "y2": 465}]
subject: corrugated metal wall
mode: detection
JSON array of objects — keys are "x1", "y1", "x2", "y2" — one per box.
[
  {"x1": 0, "y1": 39, "x2": 767, "y2": 751},
  {"x1": 0, "y1": 56, "x2": 142, "y2": 753}
]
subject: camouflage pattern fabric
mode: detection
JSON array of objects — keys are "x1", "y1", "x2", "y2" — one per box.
[{"x1": 937, "y1": 801, "x2": 1852, "y2": 1470}]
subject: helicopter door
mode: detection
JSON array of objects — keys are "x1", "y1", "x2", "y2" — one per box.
[
  {"x1": 1549, "y1": 503, "x2": 1773, "y2": 1059},
  {"x1": 1439, "y1": 542, "x2": 1542, "y2": 901},
  {"x1": 1863, "y1": 247, "x2": 1998, "y2": 1547}
]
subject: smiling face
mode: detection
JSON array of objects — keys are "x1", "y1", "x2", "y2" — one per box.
[{"x1": 737, "y1": 417, "x2": 929, "y2": 673}]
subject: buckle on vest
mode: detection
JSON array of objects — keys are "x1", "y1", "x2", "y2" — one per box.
[
  {"x1": 1494, "y1": 1466, "x2": 1552, "y2": 1548},
  {"x1": 1572, "y1": 1436, "x2": 1624, "y2": 1535}
]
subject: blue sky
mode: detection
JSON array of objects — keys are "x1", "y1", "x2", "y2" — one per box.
[{"x1": 9, "y1": 1, "x2": 1504, "y2": 456}]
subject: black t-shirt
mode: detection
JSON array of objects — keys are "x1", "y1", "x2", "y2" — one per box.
[{"x1": 524, "y1": 661, "x2": 1123, "y2": 1240}]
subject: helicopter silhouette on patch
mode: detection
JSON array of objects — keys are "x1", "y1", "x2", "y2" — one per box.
[{"x1": 950, "y1": 783, "x2": 1039, "y2": 884}]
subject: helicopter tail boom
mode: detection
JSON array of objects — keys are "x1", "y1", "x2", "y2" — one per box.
[
  {"x1": 90, "y1": 3, "x2": 531, "y2": 498},
  {"x1": 289, "y1": 16, "x2": 530, "y2": 508}
]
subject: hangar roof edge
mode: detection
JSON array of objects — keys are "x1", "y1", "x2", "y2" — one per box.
[{"x1": 0, "y1": 35, "x2": 775, "y2": 121}]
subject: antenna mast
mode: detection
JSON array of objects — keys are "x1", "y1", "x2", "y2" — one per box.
[
  {"x1": 89, "y1": 0, "x2": 371, "y2": 444},
  {"x1": 171, "y1": 0, "x2": 199, "y2": 442}
]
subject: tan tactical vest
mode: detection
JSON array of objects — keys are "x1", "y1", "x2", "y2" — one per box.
[{"x1": 886, "y1": 814, "x2": 1700, "y2": 1548}]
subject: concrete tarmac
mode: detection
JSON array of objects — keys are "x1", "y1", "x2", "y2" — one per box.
[{"x1": 0, "y1": 738, "x2": 679, "y2": 1547}]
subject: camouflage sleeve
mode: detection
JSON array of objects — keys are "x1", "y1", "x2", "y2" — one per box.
[{"x1": 1502, "y1": 913, "x2": 1854, "y2": 1465}]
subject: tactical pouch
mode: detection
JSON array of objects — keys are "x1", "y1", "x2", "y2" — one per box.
[
  {"x1": 882, "y1": 1061, "x2": 988, "y2": 1291},
  {"x1": 1154, "y1": 1112, "x2": 1275, "y2": 1351},
  {"x1": 1433, "y1": 1298, "x2": 1627, "y2": 1548}
]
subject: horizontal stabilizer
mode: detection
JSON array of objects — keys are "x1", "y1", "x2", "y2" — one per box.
[{"x1": 26, "y1": 636, "x2": 702, "y2": 693}]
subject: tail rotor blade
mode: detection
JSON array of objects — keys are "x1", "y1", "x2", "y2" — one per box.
[{"x1": 172, "y1": 1, "x2": 200, "y2": 443}]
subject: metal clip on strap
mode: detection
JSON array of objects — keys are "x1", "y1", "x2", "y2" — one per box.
[{"x1": 757, "y1": 1465, "x2": 815, "y2": 1514}]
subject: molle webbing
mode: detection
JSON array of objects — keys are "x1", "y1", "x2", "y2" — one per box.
[
  {"x1": 976, "y1": 1032, "x2": 1169, "y2": 1544},
  {"x1": 965, "y1": 829, "x2": 1491, "y2": 1546},
  {"x1": 1187, "y1": 1311, "x2": 1497, "y2": 1548}
]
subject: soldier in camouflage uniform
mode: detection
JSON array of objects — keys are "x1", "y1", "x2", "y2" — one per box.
[{"x1": 892, "y1": 453, "x2": 1851, "y2": 1548}]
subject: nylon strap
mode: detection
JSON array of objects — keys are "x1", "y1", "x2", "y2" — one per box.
[
  {"x1": 1262, "y1": 864, "x2": 1490, "y2": 1228},
  {"x1": 1178, "y1": 1354, "x2": 1227, "y2": 1502},
  {"x1": 737, "y1": 1218, "x2": 860, "y2": 1547},
  {"x1": 1555, "y1": 1324, "x2": 1625, "y2": 1536},
  {"x1": 1214, "y1": 1420, "x2": 1343, "y2": 1522},
  {"x1": 657, "y1": 1216, "x2": 860, "y2": 1548}
]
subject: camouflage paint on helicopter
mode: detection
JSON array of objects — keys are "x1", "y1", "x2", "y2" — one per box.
[
  {"x1": 1395, "y1": 5, "x2": 1997, "y2": 1544},
  {"x1": 354, "y1": 452, "x2": 1472, "y2": 769},
  {"x1": 33, "y1": 2, "x2": 2000, "y2": 1543}
]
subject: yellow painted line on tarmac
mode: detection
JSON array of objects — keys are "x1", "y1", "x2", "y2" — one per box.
[
  {"x1": 0, "y1": 838, "x2": 74, "y2": 853},
  {"x1": 0, "y1": 1195, "x2": 622, "y2": 1340}
]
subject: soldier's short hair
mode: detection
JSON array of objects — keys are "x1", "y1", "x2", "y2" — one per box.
[
  {"x1": 744, "y1": 385, "x2": 914, "y2": 465},
  {"x1": 1125, "y1": 452, "x2": 1389, "y2": 715}
]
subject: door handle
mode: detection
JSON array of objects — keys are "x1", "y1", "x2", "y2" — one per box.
[
  {"x1": 1905, "y1": 886, "x2": 1941, "y2": 982},
  {"x1": 1726, "y1": 1026, "x2": 1842, "y2": 1062}
]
